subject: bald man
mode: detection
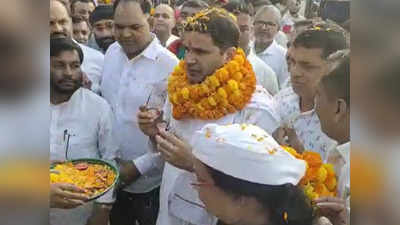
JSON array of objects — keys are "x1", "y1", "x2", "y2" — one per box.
[{"x1": 152, "y1": 4, "x2": 179, "y2": 46}]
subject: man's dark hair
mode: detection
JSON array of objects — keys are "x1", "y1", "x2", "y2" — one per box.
[
  {"x1": 223, "y1": 0, "x2": 255, "y2": 16},
  {"x1": 321, "y1": 50, "x2": 350, "y2": 106},
  {"x1": 50, "y1": 38, "x2": 84, "y2": 64},
  {"x1": 184, "y1": 8, "x2": 240, "y2": 51},
  {"x1": 113, "y1": 0, "x2": 152, "y2": 15},
  {"x1": 89, "y1": 5, "x2": 114, "y2": 26},
  {"x1": 205, "y1": 164, "x2": 313, "y2": 225},
  {"x1": 71, "y1": 0, "x2": 96, "y2": 12},
  {"x1": 181, "y1": 0, "x2": 209, "y2": 10},
  {"x1": 293, "y1": 21, "x2": 348, "y2": 59}
]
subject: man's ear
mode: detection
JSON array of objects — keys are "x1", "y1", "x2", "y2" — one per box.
[
  {"x1": 222, "y1": 47, "x2": 236, "y2": 64},
  {"x1": 335, "y1": 98, "x2": 348, "y2": 123}
]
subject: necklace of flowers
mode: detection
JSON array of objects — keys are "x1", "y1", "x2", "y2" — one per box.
[{"x1": 167, "y1": 48, "x2": 256, "y2": 120}]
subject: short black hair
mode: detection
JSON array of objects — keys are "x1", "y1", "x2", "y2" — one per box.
[
  {"x1": 71, "y1": 0, "x2": 96, "y2": 12},
  {"x1": 113, "y1": 0, "x2": 152, "y2": 15},
  {"x1": 223, "y1": 0, "x2": 255, "y2": 16},
  {"x1": 321, "y1": 50, "x2": 350, "y2": 106},
  {"x1": 50, "y1": 38, "x2": 84, "y2": 64},
  {"x1": 293, "y1": 21, "x2": 349, "y2": 59},
  {"x1": 184, "y1": 8, "x2": 240, "y2": 51},
  {"x1": 206, "y1": 164, "x2": 313, "y2": 225},
  {"x1": 89, "y1": 5, "x2": 114, "y2": 26},
  {"x1": 181, "y1": 0, "x2": 209, "y2": 10}
]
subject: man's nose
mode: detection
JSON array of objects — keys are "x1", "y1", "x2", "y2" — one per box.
[{"x1": 120, "y1": 27, "x2": 132, "y2": 39}]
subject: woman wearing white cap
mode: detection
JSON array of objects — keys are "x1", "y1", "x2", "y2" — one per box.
[{"x1": 191, "y1": 123, "x2": 314, "y2": 225}]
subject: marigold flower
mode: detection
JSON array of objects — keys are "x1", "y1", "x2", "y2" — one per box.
[
  {"x1": 325, "y1": 176, "x2": 337, "y2": 191},
  {"x1": 233, "y1": 72, "x2": 243, "y2": 81},
  {"x1": 208, "y1": 97, "x2": 217, "y2": 106},
  {"x1": 209, "y1": 75, "x2": 220, "y2": 88},
  {"x1": 228, "y1": 80, "x2": 239, "y2": 91},
  {"x1": 317, "y1": 166, "x2": 328, "y2": 183},
  {"x1": 181, "y1": 88, "x2": 190, "y2": 99},
  {"x1": 227, "y1": 61, "x2": 240, "y2": 74},
  {"x1": 323, "y1": 163, "x2": 335, "y2": 177}
]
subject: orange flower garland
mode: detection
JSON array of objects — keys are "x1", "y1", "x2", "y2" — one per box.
[
  {"x1": 167, "y1": 48, "x2": 256, "y2": 120},
  {"x1": 282, "y1": 146, "x2": 338, "y2": 200}
]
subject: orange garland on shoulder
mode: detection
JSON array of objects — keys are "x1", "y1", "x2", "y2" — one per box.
[{"x1": 167, "y1": 48, "x2": 256, "y2": 120}]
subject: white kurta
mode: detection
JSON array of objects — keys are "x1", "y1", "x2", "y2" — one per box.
[
  {"x1": 50, "y1": 88, "x2": 119, "y2": 225},
  {"x1": 274, "y1": 87, "x2": 337, "y2": 160},
  {"x1": 247, "y1": 51, "x2": 279, "y2": 95},
  {"x1": 327, "y1": 142, "x2": 350, "y2": 200},
  {"x1": 156, "y1": 86, "x2": 280, "y2": 225},
  {"x1": 101, "y1": 36, "x2": 179, "y2": 193},
  {"x1": 78, "y1": 42, "x2": 104, "y2": 94},
  {"x1": 255, "y1": 40, "x2": 289, "y2": 89}
]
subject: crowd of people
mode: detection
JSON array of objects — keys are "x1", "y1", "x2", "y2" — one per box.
[{"x1": 49, "y1": 0, "x2": 350, "y2": 225}]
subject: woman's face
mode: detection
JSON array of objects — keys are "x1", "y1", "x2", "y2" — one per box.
[{"x1": 193, "y1": 159, "x2": 240, "y2": 224}]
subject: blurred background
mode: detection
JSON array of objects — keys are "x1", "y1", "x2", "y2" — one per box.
[{"x1": 0, "y1": 0, "x2": 399, "y2": 224}]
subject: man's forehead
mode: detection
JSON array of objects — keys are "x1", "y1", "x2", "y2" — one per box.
[
  {"x1": 184, "y1": 32, "x2": 215, "y2": 49},
  {"x1": 292, "y1": 46, "x2": 325, "y2": 62},
  {"x1": 255, "y1": 11, "x2": 278, "y2": 22},
  {"x1": 50, "y1": 1, "x2": 69, "y2": 18},
  {"x1": 115, "y1": 1, "x2": 145, "y2": 21},
  {"x1": 52, "y1": 50, "x2": 80, "y2": 61}
]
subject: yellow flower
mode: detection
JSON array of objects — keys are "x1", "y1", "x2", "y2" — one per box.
[
  {"x1": 228, "y1": 80, "x2": 239, "y2": 91},
  {"x1": 181, "y1": 88, "x2": 190, "y2": 99},
  {"x1": 317, "y1": 166, "x2": 328, "y2": 183},
  {"x1": 323, "y1": 163, "x2": 335, "y2": 177},
  {"x1": 209, "y1": 75, "x2": 220, "y2": 88},
  {"x1": 227, "y1": 61, "x2": 240, "y2": 74},
  {"x1": 325, "y1": 176, "x2": 337, "y2": 191},
  {"x1": 208, "y1": 97, "x2": 217, "y2": 106},
  {"x1": 234, "y1": 55, "x2": 245, "y2": 65},
  {"x1": 172, "y1": 93, "x2": 179, "y2": 104},
  {"x1": 233, "y1": 72, "x2": 243, "y2": 81},
  {"x1": 217, "y1": 87, "x2": 228, "y2": 99},
  {"x1": 216, "y1": 68, "x2": 230, "y2": 82}
]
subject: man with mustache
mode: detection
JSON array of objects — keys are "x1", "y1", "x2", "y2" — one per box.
[
  {"x1": 153, "y1": 4, "x2": 179, "y2": 47},
  {"x1": 88, "y1": 4, "x2": 115, "y2": 53},
  {"x1": 71, "y1": 0, "x2": 96, "y2": 21},
  {"x1": 72, "y1": 16, "x2": 91, "y2": 44},
  {"x1": 273, "y1": 21, "x2": 348, "y2": 160},
  {"x1": 50, "y1": 0, "x2": 104, "y2": 94},
  {"x1": 253, "y1": 5, "x2": 289, "y2": 89},
  {"x1": 137, "y1": 8, "x2": 280, "y2": 225},
  {"x1": 50, "y1": 38, "x2": 118, "y2": 225},
  {"x1": 100, "y1": 0, "x2": 178, "y2": 224}
]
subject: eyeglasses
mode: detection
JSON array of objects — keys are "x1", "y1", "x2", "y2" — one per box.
[{"x1": 254, "y1": 21, "x2": 278, "y2": 28}]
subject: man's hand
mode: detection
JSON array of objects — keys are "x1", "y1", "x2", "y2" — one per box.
[
  {"x1": 50, "y1": 183, "x2": 88, "y2": 209},
  {"x1": 315, "y1": 197, "x2": 349, "y2": 225},
  {"x1": 155, "y1": 123, "x2": 194, "y2": 172},
  {"x1": 273, "y1": 127, "x2": 305, "y2": 153},
  {"x1": 137, "y1": 106, "x2": 163, "y2": 137},
  {"x1": 116, "y1": 158, "x2": 141, "y2": 189}
]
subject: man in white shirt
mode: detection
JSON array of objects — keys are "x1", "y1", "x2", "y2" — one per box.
[
  {"x1": 50, "y1": 0, "x2": 104, "y2": 94},
  {"x1": 253, "y1": 5, "x2": 289, "y2": 88},
  {"x1": 137, "y1": 8, "x2": 280, "y2": 225},
  {"x1": 100, "y1": 1, "x2": 178, "y2": 225},
  {"x1": 50, "y1": 38, "x2": 118, "y2": 225},
  {"x1": 153, "y1": 4, "x2": 180, "y2": 47},
  {"x1": 223, "y1": 1, "x2": 279, "y2": 95},
  {"x1": 272, "y1": 21, "x2": 348, "y2": 160},
  {"x1": 314, "y1": 50, "x2": 350, "y2": 225}
]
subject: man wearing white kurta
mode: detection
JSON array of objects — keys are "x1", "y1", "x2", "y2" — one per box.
[
  {"x1": 100, "y1": 1, "x2": 178, "y2": 225},
  {"x1": 253, "y1": 5, "x2": 289, "y2": 89},
  {"x1": 222, "y1": 1, "x2": 279, "y2": 95},
  {"x1": 50, "y1": 0, "x2": 104, "y2": 95},
  {"x1": 137, "y1": 9, "x2": 280, "y2": 225},
  {"x1": 50, "y1": 38, "x2": 118, "y2": 225},
  {"x1": 314, "y1": 50, "x2": 350, "y2": 225}
]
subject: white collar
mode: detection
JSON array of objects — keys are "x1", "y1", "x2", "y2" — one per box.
[
  {"x1": 51, "y1": 88, "x2": 83, "y2": 107},
  {"x1": 256, "y1": 40, "x2": 279, "y2": 56},
  {"x1": 118, "y1": 33, "x2": 161, "y2": 62}
]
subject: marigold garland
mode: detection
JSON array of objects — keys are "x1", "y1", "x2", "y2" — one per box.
[
  {"x1": 281, "y1": 146, "x2": 338, "y2": 200},
  {"x1": 167, "y1": 48, "x2": 256, "y2": 120}
]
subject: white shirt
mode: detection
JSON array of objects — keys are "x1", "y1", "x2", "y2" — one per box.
[
  {"x1": 327, "y1": 142, "x2": 350, "y2": 200},
  {"x1": 166, "y1": 34, "x2": 180, "y2": 47},
  {"x1": 274, "y1": 87, "x2": 337, "y2": 160},
  {"x1": 156, "y1": 86, "x2": 280, "y2": 225},
  {"x1": 247, "y1": 51, "x2": 279, "y2": 95},
  {"x1": 275, "y1": 30, "x2": 289, "y2": 48},
  {"x1": 101, "y1": 36, "x2": 179, "y2": 193},
  {"x1": 50, "y1": 88, "x2": 119, "y2": 225},
  {"x1": 255, "y1": 40, "x2": 289, "y2": 89},
  {"x1": 78, "y1": 42, "x2": 104, "y2": 94}
]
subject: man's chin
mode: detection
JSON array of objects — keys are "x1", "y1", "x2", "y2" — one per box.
[{"x1": 50, "y1": 34, "x2": 68, "y2": 39}]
